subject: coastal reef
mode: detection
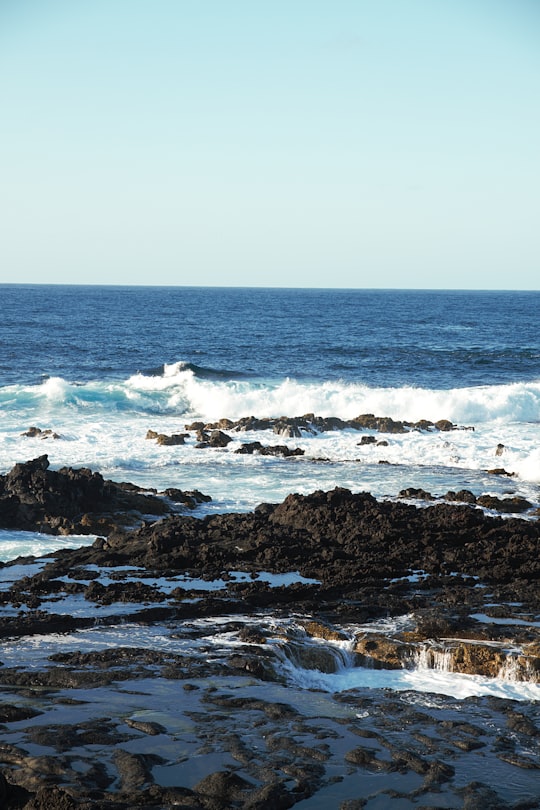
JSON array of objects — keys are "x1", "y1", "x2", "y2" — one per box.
[{"x1": 0, "y1": 458, "x2": 539, "y2": 809}]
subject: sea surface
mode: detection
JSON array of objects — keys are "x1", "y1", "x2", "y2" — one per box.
[
  {"x1": 1, "y1": 285, "x2": 539, "y2": 530},
  {"x1": 1, "y1": 284, "x2": 540, "y2": 707}
]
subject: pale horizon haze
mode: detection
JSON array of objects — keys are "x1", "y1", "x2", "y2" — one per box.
[{"x1": 1, "y1": 0, "x2": 539, "y2": 289}]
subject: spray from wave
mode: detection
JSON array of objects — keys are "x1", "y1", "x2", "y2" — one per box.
[{"x1": 2, "y1": 362, "x2": 540, "y2": 426}]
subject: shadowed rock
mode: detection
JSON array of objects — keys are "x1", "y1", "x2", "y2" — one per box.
[{"x1": 0, "y1": 456, "x2": 210, "y2": 535}]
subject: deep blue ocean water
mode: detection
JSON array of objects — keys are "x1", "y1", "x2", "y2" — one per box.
[{"x1": 1, "y1": 285, "x2": 539, "y2": 388}]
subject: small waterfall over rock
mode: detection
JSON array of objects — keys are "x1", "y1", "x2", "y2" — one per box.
[
  {"x1": 247, "y1": 619, "x2": 540, "y2": 689},
  {"x1": 355, "y1": 633, "x2": 540, "y2": 684},
  {"x1": 497, "y1": 652, "x2": 540, "y2": 683},
  {"x1": 414, "y1": 645, "x2": 454, "y2": 672},
  {"x1": 273, "y1": 632, "x2": 356, "y2": 675}
]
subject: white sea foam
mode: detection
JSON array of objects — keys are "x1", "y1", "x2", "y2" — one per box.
[
  {"x1": 3, "y1": 368, "x2": 540, "y2": 424},
  {"x1": 0, "y1": 530, "x2": 96, "y2": 563},
  {"x1": 276, "y1": 655, "x2": 540, "y2": 701},
  {"x1": 126, "y1": 369, "x2": 540, "y2": 425},
  {"x1": 1, "y1": 369, "x2": 539, "y2": 522}
]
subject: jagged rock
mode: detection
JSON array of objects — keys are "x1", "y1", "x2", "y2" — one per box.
[
  {"x1": 351, "y1": 414, "x2": 407, "y2": 433},
  {"x1": 113, "y1": 749, "x2": 159, "y2": 790},
  {"x1": 216, "y1": 418, "x2": 235, "y2": 429},
  {"x1": 194, "y1": 770, "x2": 254, "y2": 804},
  {"x1": 125, "y1": 717, "x2": 166, "y2": 735},
  {"x1": 147, "y1": 430, "x2": 188, "y2": 445},
  {"x1": 0, "y1": 705, "x2": 41, "y2": 723},
  {"x1": 476, "y1": 495, "x2": 531, "y2": 513},
  {"x1": 354, "y1": 633, "x2": 540, "y2": 682},
  {"x1": 185, "y1": 421, "x2": 206, "y2": 431},
  {"x1": 0, "y1": 456, "x2": 171, "y2": 535},
  {"x1": 231, "y1": 416, "x2": 274, "y2": 432},
  {"x1": 21, "y1": 426, "x2": 61, "y2": 439},
  {"x1": 196, "y1": 430, "x2": 233, "y2": 448},
  {"x1": 235, "y1": 442, "x2": 304, "y2": 457},
  {"x1": 228, "y1": 654, "x2": 273, "y2": 679},
  {"x1": 435, "y1": 419, "x2": 455, "y2": 431},
  {"x1": 358, "y1": 435, "x2": 377, "y2": 445},
  {"x1": 301, "y1": 620, "x2": 348, "y2": 641},
  {"x1": 208, "y1": 429, "x2": 233, "y2": 447},
  {"x1": 163, "y1": 488, "x2": 212, "y2": 508},
  {"x1": 444, "y1": 490, "x2": 477, "y2": 504},
  {"x1": 399, "y1": 487, "x2": 435, "y2": 501},
  {"x1": 242, "y1": 781, "x2": 296, "y2": 810},
  {"x1": 182, "y1": 412, "x2": 473, "y2": 438},
  {"x1": 273, "y1": 422, "x2": 302, "y2": 438},
  {"x1": 21, "y1": 786, "x2": 78, "y2": 810},
  {"x1": 345, "y1": 746, "x2": 391, "y2": 770},
  {"x1": 156, "y1": 433, "x2": 187, "y2": 446},
  {"x1": 414, "y1": 419, "x2": 435, "y2": 431}
]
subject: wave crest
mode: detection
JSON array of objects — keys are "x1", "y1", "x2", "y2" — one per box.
[{"x1": 2, "y1": 366, "x2": 540, "y2": 426}]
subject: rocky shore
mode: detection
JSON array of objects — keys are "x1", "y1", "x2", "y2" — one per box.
[{"x1": 0, "y1": 458, "x2": 539, "y2": 809}]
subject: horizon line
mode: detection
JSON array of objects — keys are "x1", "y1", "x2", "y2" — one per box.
[{"x1": 1, "y1": 282, "x2": 539, "y2": 293}]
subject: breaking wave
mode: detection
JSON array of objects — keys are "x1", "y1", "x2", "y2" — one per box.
[{"x1": 1, "y1": 362, "x2": 539, "y2": 425}]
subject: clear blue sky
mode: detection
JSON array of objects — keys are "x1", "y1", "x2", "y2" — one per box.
[{"x1": 1, "y1": 0, "x2": 539, "y2": 288}]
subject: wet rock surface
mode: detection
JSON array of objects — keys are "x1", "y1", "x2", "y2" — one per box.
[
  {"x1": 186, "y1": 413, "x2": 474, "y2": 436},
  {"x1": 0, "y1": 460, "x2": 539, "y2": 808}
]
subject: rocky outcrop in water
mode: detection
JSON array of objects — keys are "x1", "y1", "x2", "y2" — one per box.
[
  {"x1": 184, "y1": 413, "x2": 473, "y2": 435},
  {"x1": 146, "y1": 430, "x2": 188, "y2": 446},
  {"x1": 21, "y1": 426, "x2": 62, "y2": 440},
  {"x1": 234, "y1": 442, "x2": 305, "y2": 457},
  {"x1": 0, "y1": 456, "x2": 210, "y2": 535}
]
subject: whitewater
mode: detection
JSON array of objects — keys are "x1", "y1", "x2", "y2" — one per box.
[{"x1": 1, "y1": 363, "x2": 539, "y2": 522}]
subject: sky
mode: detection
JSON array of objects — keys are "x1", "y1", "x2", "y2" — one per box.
[{"x1": 0, "y1": 0, "x2": 539, "y2": 289}]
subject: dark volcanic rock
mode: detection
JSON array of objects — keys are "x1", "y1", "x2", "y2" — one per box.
[
  {"x1": 163, "y1": 488, "x2": 212, "y2": 509},
  {"x1": 21, "y1": 426, "x2": 61, "y2": 440},
  {"x1": 186, "y1": 412, "x2": 472, "y2": 437},
  {"x1": 29, "y1": 487, "x2": 539, "y2": 614},
  {"x1": 156, "y1": 433, "x2": 188, "y2": 446},
  {"x1": 476, "y1": 494, "x2": 532, "y2": 513},
  {"x1": 0, "y1": 456, "x2": 210, "y2": 535},
  {"x1": 146, "y1": 429, "x2": 188, "y2": 445},
  {"x1": 0, "y1": 459, "x2": 538, "y2": 810},
  {"x1": 235, "y1": 441, "x2": 304, "y2": 457}
]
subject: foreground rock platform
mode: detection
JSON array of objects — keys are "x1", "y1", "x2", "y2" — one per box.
[{"x1": 0, "y1": 459, "x2": 539, "y2": 808}]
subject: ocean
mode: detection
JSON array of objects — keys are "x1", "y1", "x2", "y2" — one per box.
[
  {"x1": 1, "y1": 285, "x2": 539, "y2": 543},
  {"x1": 1, "y1": 285, "x2": 540, "y2": 804}
]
